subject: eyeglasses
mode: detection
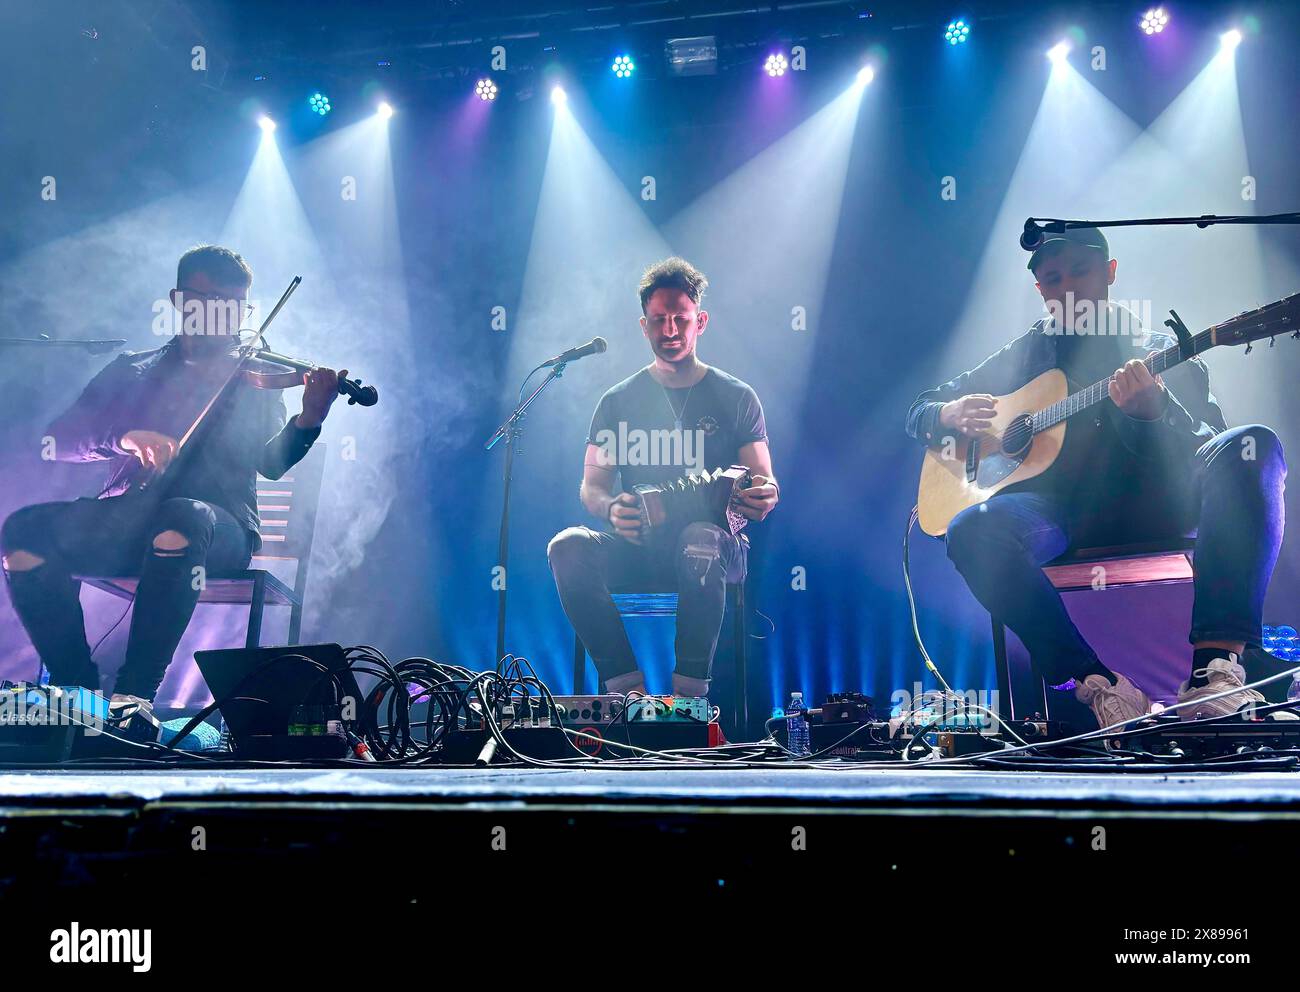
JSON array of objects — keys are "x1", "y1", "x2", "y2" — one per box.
[
  {"x1": 177, "y1": 287, "x2": 256, "y2": 319},
  {"x1": 645, "y1": 313, "x2": 698, "y2": 331}
]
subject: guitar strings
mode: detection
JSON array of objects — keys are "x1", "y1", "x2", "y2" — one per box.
[{"x1": 958, "y1": 302, "x2": 1289, "y2": 456}]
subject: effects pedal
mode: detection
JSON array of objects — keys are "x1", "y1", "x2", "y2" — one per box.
[
  {"x1": 444, "y1": 694, "x2": 715, "y2": 762},
  {"x1": 0, "y1": 683, "x2": 110, "y2": 763},
  {"x1": 1128, "y1": 712, "x2": 1300, "y2": 759}
]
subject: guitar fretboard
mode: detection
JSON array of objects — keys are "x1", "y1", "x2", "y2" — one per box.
[{"x1": 1029, "y1": 327, "x2": 1215, "y2": 434}]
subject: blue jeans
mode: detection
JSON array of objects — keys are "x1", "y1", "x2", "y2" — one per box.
[{"x1": 945, "y1": 425, "x2": 1286, "y2": 686}]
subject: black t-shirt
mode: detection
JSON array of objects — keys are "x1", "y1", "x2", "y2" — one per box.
[{"x1": 585, "y1": 366, "x2": 767, "y2": 491}]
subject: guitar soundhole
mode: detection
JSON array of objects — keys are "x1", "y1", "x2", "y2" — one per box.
[{"x1": 1001, "y1": 414, "x2": 1034, "y2": 457}]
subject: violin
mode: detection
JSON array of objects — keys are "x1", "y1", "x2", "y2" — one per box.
[
  {"x1": 136, "y1": 275, "x2": 376, "y2": 495},
  {"x1": 238, "y1": 347, "x2": 379, "y2": 407}
]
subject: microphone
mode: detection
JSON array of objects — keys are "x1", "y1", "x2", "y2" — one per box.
[
  {"x1": 1020, "y1": 218, "x2": 1045, "y2": 251},
  {"x1": 542, "y1": 336, "x2": 607, "y2": 368}
]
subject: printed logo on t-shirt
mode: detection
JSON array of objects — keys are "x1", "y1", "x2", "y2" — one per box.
[{"x1": 695, "y1": 415, "x2": 720, "y2": 437}]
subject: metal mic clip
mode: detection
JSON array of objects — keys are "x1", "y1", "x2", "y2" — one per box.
[{"x1": 1020, "y1": 219, "x2": 1045, "y2": 251}]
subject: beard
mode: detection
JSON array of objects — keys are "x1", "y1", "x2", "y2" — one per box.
[{"x1": 655, "y1": 341, "x2": 694, "y2": 361}]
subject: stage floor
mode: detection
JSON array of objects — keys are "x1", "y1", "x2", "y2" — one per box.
[{"x1": 5, "y1": 764, "x2": 1300, "y2": 813}]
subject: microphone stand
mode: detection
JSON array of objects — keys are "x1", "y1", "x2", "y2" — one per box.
[
  {"x1": 0, "y1": 337, "x2": 127, "y2": 353},
  {"x1": 484, "y1": 361, "x2": 570, "y2": 666},
  {"x1": 1023, "y1": 210, "x2": 1300, "y2": 244},
  {"x1": 1021, "y1": 211, "x2": 1300, "y2": 346}
]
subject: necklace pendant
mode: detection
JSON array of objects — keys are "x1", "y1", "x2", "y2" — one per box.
[{"x1": 674, "y1": 417, "x2": 683, "y2": 431}]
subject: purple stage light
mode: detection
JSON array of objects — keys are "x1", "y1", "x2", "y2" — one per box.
[
  {"x1": 475, "y1": 78, "x2": 498, "y2": 102},
  {"x1": 1139, "y1": 7, "x2": 1169, "y2": 35},
  {"x1": 764, "y1": 53, "x2": 788, "y2": 77}
]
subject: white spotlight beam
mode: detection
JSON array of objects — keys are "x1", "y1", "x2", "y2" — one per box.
[
  {"x1": 291, "y1": 115, "x2": 417, "y2": 596},
  {"x1": 484, "y1": 103, "x2": 673, "y2": 663},
  {"x1": 944, "y1": 60, "x2": 1142, "y2": 366},
  {"x1": 662, "y1": 79, "x2": 874, "y2": 404},
  {"x1": 510, "y1": 106, "x2": 671, "y2": 386}
]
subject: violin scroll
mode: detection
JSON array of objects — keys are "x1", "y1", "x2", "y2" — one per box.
[{"x1": 341, "y1": 377, "x2": 379, "y2": 407}]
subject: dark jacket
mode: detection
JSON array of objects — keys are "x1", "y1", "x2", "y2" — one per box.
[
  {"x1": 906, "y1": 307, "x2": 1228, "y2": 522},
  {"x1": 46, "y1": 340, "x2": 320, "y2": 546}
]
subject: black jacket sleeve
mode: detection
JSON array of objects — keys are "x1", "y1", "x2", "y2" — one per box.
[
  {"x1": 905, "y1": 333, "x2": 1032, "y2": 448},
  {"x1": 1115, "y1": 355, "x2": 1226, "y2": 462},
  {"x1": 44, "y1": 353, "x2": 138, "y2": 462},
  {"x1": 216, "y1": 386, "x2": 320, "y2": 481}
]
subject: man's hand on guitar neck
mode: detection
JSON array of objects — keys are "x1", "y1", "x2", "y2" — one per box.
[
  {"x1": 1109, "y1": 355, "x2": 1167, "y2": 421},
  {"x1": 939, "y1": 394, "x2": 998, "y2": 437}
]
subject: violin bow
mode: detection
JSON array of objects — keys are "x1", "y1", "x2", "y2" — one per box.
[
  {"x1": 135, "y1": 276, "x2": 301, "y2": 494},
  {"x1": 171, "y1": 275, "x2": 302, "y2": 456}
]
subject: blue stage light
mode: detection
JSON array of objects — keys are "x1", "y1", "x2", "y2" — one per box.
[
  {"x1": 309, "y1": 92, "x2": 332, "y2": 116},
  {"x1": 612, "y1": 54, "x2": 635, "y2": 78},
  {"x1": 945, "y1": 19, "x2": 971, "y2": 45},
  {"x1": 1264, "y1": 625, "x2": 1299, "y2": 662}
]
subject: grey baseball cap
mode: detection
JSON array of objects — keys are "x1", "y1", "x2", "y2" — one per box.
[{"x1": 1027, "y1": 225, "x2": 1110, "y2": 271}]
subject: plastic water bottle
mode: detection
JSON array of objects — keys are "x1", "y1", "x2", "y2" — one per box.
[
  {"x1": 786, "y1": 692, "x2": 811, "y2": 757},
  {"x1": 1288, "y1": 674, "x2": 1300, "y2": 705}
]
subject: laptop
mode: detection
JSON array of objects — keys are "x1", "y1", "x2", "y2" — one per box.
[{"x1": 193, "y1": 642, "x2": 363, "y2": 743}]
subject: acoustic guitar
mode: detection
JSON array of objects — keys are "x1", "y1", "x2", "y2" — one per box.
[{"x1": 917, "y1": 294, "x2": 1300, "y2": 536}]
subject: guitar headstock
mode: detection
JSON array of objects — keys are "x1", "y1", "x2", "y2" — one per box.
[{"x1": 1212, "y1": 291, "x2": 1300, "y2": 350}]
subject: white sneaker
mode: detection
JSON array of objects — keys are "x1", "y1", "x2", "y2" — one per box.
[
  {"x1": 1176, "y1": 657, "x2": 1299, "y2": 721},
  {"x1": 1074, "y1": 673, "x2": 1151, "y2": 730},
  {"x1": 108, "y1": 693, "x2": 153, "y2": 720}
]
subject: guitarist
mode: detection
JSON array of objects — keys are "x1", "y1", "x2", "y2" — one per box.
[
  {"x1": 907, "y1": 227, "x2": 1288, "y2": 729},
  {"x1": 547, "y1": 258, "x2": 779, "y2": 698},
  {"x1": 1, "y1": 246, "x2": 343, "y2": 709}
]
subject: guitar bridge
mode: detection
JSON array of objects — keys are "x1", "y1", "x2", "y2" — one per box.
[{"x1": 965, "y1": 439, "x2": 979, "y2": 483}]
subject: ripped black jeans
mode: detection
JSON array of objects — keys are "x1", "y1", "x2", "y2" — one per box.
[
  {"x1": 547, "y1": 522, "x2": 747, "y2": 682},
  {"x1": 1, "y1": 495, "x2": 253, "y2": 700}
]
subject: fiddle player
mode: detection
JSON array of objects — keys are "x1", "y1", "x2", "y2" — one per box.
[
  {"x1": 1, "y1": 245, "x2": 344, "y2": 709},
  {"x1": 547, "y1": 258, "x2": 779, "y2": 698}
]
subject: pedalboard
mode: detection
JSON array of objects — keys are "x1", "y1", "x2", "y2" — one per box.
[
  {"x1": 444, "y1": 694, "x2": 714, "y2": 762},
  {"x1": 0, "y1": 683, "x2": 112, "y2": 763},
  {"x1": 1127, "y1": 713, "x2": 1300, "y2": 759},
  {"x1": 498, "y1": 694, "x2": 710, "y2": 727}
]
